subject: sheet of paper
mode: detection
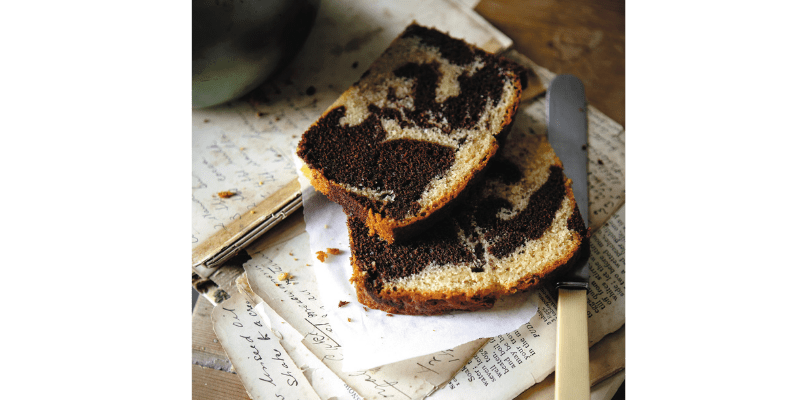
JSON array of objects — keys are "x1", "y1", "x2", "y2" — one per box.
[
  {"x1": 253, "y1": 301, "x2": 368, "y2": 400},
  {"x1": 212, "y1": 291, "x2": 321, "y2": 400},
  {"x1": 241, "y1": 224, "x2": 489, "y2": 400},
  {"x1": 427, "y1": 205, "x2": 625, "y2": 400},
  {"x1": 192, "y1": 0, "x2": 512, "y2": 269},
  {"x1": 294, "y1": 165, "x2": 540, "y2": 372}
]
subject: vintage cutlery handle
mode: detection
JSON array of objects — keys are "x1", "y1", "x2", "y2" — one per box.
[{"x1": 555, "y1": 288, "x2": 590, "y2": 400}]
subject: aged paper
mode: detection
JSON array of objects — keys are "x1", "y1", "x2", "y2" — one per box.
[
  {"x1": 192, "y1": 0, "x2": 512, "y2": 271},
  {"x1": 241, "y1": 223, "x2": 488, "y2": 400},
  {"x1": 212, "y1": 291, "x2": 321, "y2": 400}
]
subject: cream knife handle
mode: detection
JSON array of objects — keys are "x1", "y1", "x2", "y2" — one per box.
[{"x1": 555, "y1": 288, "x2": 590, "y2": 400}]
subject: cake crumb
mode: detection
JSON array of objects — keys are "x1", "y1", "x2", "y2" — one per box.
[
  {"x1": 386, "y1": 313, "x2": 394, "y2": 317},
  {"x1": 338, "y1": 301, "x2": 349, "y2": 307},
  {"x1": 363, "y1": 306, "x2": 368, "y2": 311},
  {"x1": 203, "y1": 119, "x2": 210, "y2": 123},
  {"x1": 278, "y1": 272, "x2": 291, "y2": 281},
  {"x1": 250, "y1": 210, "x2": 256, "y2": 214},
  {"x1": 275, "y1": 116, "x2": 281, "y2": 121},
  {"x1": 256, "y1": 111, "x2": 266, "y2": 118},
  {"x1": 324, "y1": 224, "x2": 329, "y2": 229},
  {"x1": 217, "y1": 191, "x2": 235, "y2": 198},
  {"x1": 348, "y1": 318, "x2": 352, "y2": 322},
  {"x1": 259, "y1": 181, "x2": 263, "y2": 185},
  {"x1": 327, "y1": 248, "x2": 341, "y2": 255},
  {"x1": 316, "y1": 251, "x2": 328, "y2": 262},
  {"x1": 597, "y1": 159, "x2": 604, "y2": 165}
]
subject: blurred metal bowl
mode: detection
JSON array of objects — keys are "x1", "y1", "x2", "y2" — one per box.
[{"x1": 192, "y1": 0, "x2": 320, "y2": 108}]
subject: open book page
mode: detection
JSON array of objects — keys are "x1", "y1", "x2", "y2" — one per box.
[
  {"x1": 427, "y1": 205, "x2": 625, "y2": 400},
  {"x1": 192, "y1": 0, "x2": 512, "y2": 273},
  {"x1": 237, "y1": 217, "x2": 488, "y2": 400},
  {"x1": 212, "y1": 291, "x2": 321, "y2": 400}
]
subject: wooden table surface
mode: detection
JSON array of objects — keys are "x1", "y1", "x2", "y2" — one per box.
[{"x1": 476, "y1": 0, "x2": 625, "y2": 127}]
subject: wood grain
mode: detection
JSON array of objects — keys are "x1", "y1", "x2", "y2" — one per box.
[
  {"x1": 476, "y1": 0, "x2": 625, "y2": 126},
  {"x1": 193, "y1": 297, "x2": 228, "y2": 357},
  {"x1": 192, "y1": 364, "x2": 251, "y2": 400},
  {"x1": 193, "y1": 296, "x2": 250, "y2": 398}
]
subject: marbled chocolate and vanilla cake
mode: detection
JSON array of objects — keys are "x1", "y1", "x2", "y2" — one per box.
[
  {"x1": 347, "y1": 129, "x2": 588, "y2": 315},
  {"x1": 297, "y1": 24, "x2": 525, "y2": 244}
]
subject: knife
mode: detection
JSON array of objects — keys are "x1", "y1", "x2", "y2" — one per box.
[{"x1": 547, "y1": 74, "x2": 590, "y2": 400}]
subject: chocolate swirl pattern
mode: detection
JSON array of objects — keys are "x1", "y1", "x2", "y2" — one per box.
[
  {"x1": 297, "y1": 24, "x2": 524, "y2": 243},
  {"x1": 348, "y1": 130, "x2": 588, "y2": 315}
]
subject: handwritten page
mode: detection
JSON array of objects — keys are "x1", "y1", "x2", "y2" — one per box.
[
  {"x1": 212, "y1": 291, "x2": 321, "y2": 400},
  {"x1": 240, "y1": 222, "x2": 489, "y2": 400},
  {"x1": 427, "y1": 205, "x2": 625, "y2": 400},
  {"x1": 192, "y1": 0, "x2": 512, "y2": 273}
]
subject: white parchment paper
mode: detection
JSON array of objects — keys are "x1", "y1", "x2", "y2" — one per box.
[{"x1": 293, "y1": 156, "x2": 538, "y2": 371}]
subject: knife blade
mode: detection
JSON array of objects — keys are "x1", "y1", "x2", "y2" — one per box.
[{"x1": 547, "y1": 74, "x2": 590, "y2": 400}]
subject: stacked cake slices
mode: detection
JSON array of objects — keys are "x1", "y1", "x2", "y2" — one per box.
[{"x1": 297, "y1": 23, "x2": 587, "y2": 315}]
